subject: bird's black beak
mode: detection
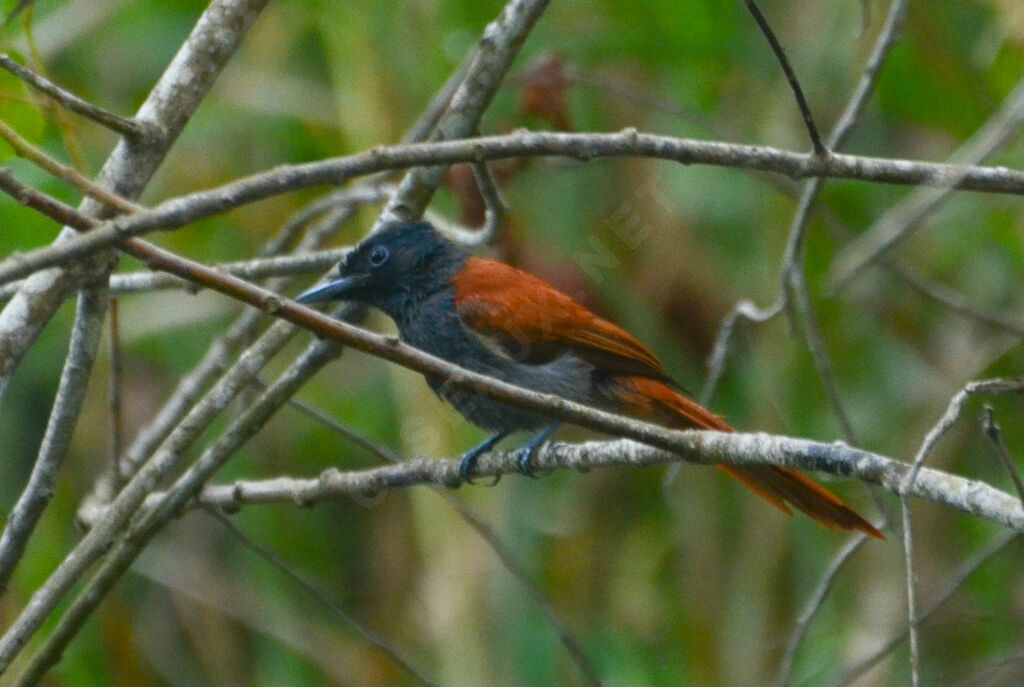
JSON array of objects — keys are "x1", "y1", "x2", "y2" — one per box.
[{"x1": 295, "y1": 275, "x2": 368, "y2": 304}]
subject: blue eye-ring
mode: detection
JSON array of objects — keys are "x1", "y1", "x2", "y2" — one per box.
[{"x1": 369, "y1": 246, "x2": 389, "y2": 267}]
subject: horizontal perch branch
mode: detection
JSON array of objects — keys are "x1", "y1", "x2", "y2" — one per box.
[
  {"x1": 4, "y1": 128, "x2": 1024, "y2": 286},
  {"x1": 115, "y1": 433, "x2": 1024, "y2": 534}
]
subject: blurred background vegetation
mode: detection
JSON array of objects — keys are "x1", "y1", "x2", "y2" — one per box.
[{"x1": 2, "y1": 0, "x2": 1024, "y2": 685}]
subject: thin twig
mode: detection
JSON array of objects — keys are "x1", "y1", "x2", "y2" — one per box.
[
  {"x1": 741, "y1": 0, "x2": 825, "y2": 154},
  {"x1": 828, "y1": 0, "x2": 908, "y2": 151},
  {"x1": 0, "y1": 285, "x2": 108, "y2": 596},
  {"x1": 894, "y1": 377, "x2": 1024, "y2": 687},
  {"x1": 830, "y1": 71, "x2": 1024, "y2": 290},
  {"x1": 438, "y1": 493, "x2": 605, "y2": 686},
  {"x1": 828, "y1": 531, "x2": 1019, "y2": 687},
  {"x1": 0, "y1": 53, "x2": 154, "y2": 139},
  {"x1": 981, "y1": 406, "x2": 1024, "y2": 505},
  {"x1": 0, "y1": 248, "x2": 356, "y2": 303},
  {"x1": 774, "y1": 532, "x2": 872, "y2": 687},
  {"x1": 442, "y1": 160, "x2": 506, "y2": 247},
  {"x1": 281, "y1": 392, "x2": 604, "y2": 686},
  {"x1": 889, "y1": 263, "x2": 1024, "y2": 337},
  {"x1": 107, "y1": 296, "x2": 124, "y2": 481},
  {"x1": 205, "y1": 507, "x2": 440, "y2": 687},
  {"x1": 904, "y1": 378, "x2": 1024, "y2": 490},
  {"x1": 901, "y1": 495, "x2": 921, "y2": 687},
  {"x1": 0, "y1": 117, "x2": 142, "y2": 214},
  {"x1": 254, "y1": 377, "x2": 400, "y2": 465},
  {"x1": 772, "y1": 531, "x2": 875, "y2": 687}
]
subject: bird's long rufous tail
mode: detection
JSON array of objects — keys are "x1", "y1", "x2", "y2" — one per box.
[{"x1": 611, "y1": 377, "x2": 884, "y2": 539}]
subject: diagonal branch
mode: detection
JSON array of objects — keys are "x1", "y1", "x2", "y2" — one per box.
[
  {"x1": 0, "y1": 53, "x2": 155, "y2": 140},
  {"x1": 829, "y1": 72, "x2": 1024, "y2": 290},
  {"x1": 4, "y1": 1, "x2": 555, "y2": 678},
  {"x1": 0, "y1": 0, "x2": 270, "y2": 404},
  {"x1": 741, "y1": 0, "x2": 825, "y2": 154},
  {"x1": 0, "y1": 285, "x2": 107, "y2": 596}
]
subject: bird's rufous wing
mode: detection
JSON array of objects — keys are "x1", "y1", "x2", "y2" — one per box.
[
  {"x1": 451, "y1": 257, "x2": 676, "y2": 385},
  {"x1": 452, "y1": 259, "x2": 883, "y2": 539}
]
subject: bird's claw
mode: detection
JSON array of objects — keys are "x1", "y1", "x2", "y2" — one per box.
[
  {"x1": 458, "y1": 454, "x2": 501, "y2": 486},
  {"x1": 457, "y1": 432, "x2": 507, "y2": 486},
  {"x1": 515, "y1": 444, "x2": 539, "y2": 477},
  {"x1": 457, "y1": 453, "x2": 478, "y2": 484}
]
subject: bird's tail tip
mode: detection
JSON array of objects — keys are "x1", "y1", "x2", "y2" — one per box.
[{"x1": 719, "y1": 464, "x2": 885, "y2": 540}]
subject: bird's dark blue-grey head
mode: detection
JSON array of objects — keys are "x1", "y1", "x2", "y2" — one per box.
[{"x1": 295, "y1": 221, "x2": 467, "y2": 319}]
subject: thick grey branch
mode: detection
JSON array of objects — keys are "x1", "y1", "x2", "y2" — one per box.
[
  {"x1": 115, "y1": 433, "x2": 1024, "y2": 533},
  {"x1": 0, "y1": 0, "x2": 269, "y2": 403},
  {"x1": 371, "y1": 0, "x2": 551, "y2": 231}
]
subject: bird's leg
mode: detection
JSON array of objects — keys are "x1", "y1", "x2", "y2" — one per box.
[
  {"x1": 514, "y1": 422, "x2": 562, "y2": 476},
  {"x1": 458, "y1": 431, "x2": 508, "y2": 483}
]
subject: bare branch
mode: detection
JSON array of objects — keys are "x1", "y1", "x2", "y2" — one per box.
[
  {"x1": 981, "y1": 406, "x2": 1024, "y2": 506},
  {"x1": 85, "y1": 434, "x2": 1024, "y2": 532},
  {"x1": 0, "y1": 53, "x2": 155, "y2": 139},
  {"x1": 0, "y1": 248, "x2": 357, "y2": 303},
  {"x1": 829, "y1": 72, "x2": 1024, "y2": 290},
  {"x1": 6, "y1": 130, "x2": 1024, "y2": 290},
  {"x1": 0, "y1": 285, "x2": 107, "y2": 595},
  {"x1": 904, "y1": 378, "x2": 1024, "y2": 490},
  {"x1": 0, "y1": 121, "x2": 141, "y2": 214},
  {"x1": 206, "y1": 508, "x2": 440, "y2": 687},
  {"x1": 828, "y1": 531, "x2": 1019, "y2": 687},
  {"x1": 895, "y1": 377, "x2": 1024, "y2": 687},
  {"x1": 741, "y1": 0, "x2": 825, "y2": 154},
  {"x1": 901, "y1": 496, "x2": 922, "y2": 687},
  {"x1": 773, "y1": 532, "x2": 875, "y2": 687},
  {"x1": 0, "y1": 0, "x2": 270, "y2": 403},
  {"x1": 888, "y1": 263, "x2": 1024, "y2": 337},
  {"x1": 828, "y1": 0, "x2": 908, "y2": 151},
  {"x1": 371, "y1": 0, "x2": 552, "y2": 232}
]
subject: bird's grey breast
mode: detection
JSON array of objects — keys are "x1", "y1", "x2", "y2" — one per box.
[{"x1": 394, "y1": 290, "x2": 594, "y2": 432}]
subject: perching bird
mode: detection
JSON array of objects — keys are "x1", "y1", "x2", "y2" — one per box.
[{"x1": 297, "y1": 221, "x2": 882, "y2": 539}]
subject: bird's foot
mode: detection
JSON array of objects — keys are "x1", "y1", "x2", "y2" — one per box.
[
  {"x1": 514, "y1": 423, "x2": 561, "y2": 477},
  {"x1": 457, "y1": 432, "x2": 507, "y2": 485}
]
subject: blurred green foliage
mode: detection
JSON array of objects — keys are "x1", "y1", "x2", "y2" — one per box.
[{"x1": 1, "y1": 0, "x2": 1024, "y2": 685}]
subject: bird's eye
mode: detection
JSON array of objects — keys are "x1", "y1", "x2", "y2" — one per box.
[{"x1": 369, "y1": 246, "x2": 390, "y2": 267}]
